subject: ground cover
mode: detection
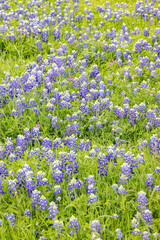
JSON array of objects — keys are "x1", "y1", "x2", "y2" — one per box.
[{"x1": 0, "y1": 0, "x2": 160, "y2": 239}]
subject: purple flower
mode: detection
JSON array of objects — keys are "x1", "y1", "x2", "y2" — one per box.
[
  {"x1": 91, "y1": 220, "x2": 102, "y2": 234},
  {"x1": 31, "y1": 190, "x2": 41, "y2": 207},
  {"x1": 145, "y1": 174, "x2": 154, "y2": 189},
  {"x1": 48, "y1": 202, "x2": 59, "y2": 219},
  {"x1": 153, "y1": 232, "x2": 159, "y2": 239},
  {"x1": 5, "y1": 213, "x2": 16, "y2": 225},
  {"x1": 23, "y1": 209, "x2": 31, "y2": 218},
  {"x1": 131, "y1": 228, "x2": 142, "y2": 235},
  {"x1": 117, "y1": 185, "x2": 127, "y2": 194},
  {"x1": 131, "y1": 218, "x2": 139, "y2": 228},
  {"x1": 52, "y1": 219, "x2": 63, "y2": 233},
  {"x1": 0, "y1": 161, "x2": 8, "y2": 177},
  {"x1": 88, "y1": 193, "x2": 98, "y2": 203},
  {"x1": 26, "y1": 178, "x2": 35, "y2": 196},
  {"x1": 68, "y1": 216, "x2": 80, "y2": 235},
  {"x1": 115, "y1": 229, "x2": 123, "y2": 239},
  {"x1": 142, "y1": 231, "x2": 150, "y2": 240},
  {"x1": 36, "y1": 40, "x2": 43, "y2": 52},
  {"x1": 137, "y1": 191, "x2": 148, "y2": 210},
  {"x1": 141, "y1": 209, "x2": 153, "y2": 225},
  {"x1": 8, "y1": 179, "x2": 17, "y2": 195}
]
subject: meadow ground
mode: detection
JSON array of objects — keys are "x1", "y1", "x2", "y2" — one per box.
[{"x1": 0, "y1": 0, "x2": 160, "y2": 239}]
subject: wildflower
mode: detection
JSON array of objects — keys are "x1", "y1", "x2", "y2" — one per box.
[
  {"x1": 117, "y1": 185, "x2": 127, "y2": 194},
  {"x1": 52, "y1": 219, "x2": 63, "y2": 233},
  {"x1": 137, "y1": 191, "x2": 148, "y2": 210},
  {"x1": 115, "y1": 229, "x2": 123, "y2": 239},
  {"x1": 112, "y1": 214, "x2": 119, "y2": 219},
  {"x1": 131, "y1": 228, "x2": 142, "y2": 235},
  {"x1": 142, "y1": 209, "x2": 153, "y2": 225},
  {"x1": 91, "y1": 220, "x2": 102, "y2": 235},
  {"x1": 88, "y1": 193, "x2": 98, "y2": 203},
  {"x1": 38, "y1": 196, "x2": 48, "y2": 211},
  {"x1": 68, "y1": 216, "x2": 80, "y2": 235},
  {"x1": 145, "y1": 174, "x2": 154, "y2": 189},
  {"x1": 48, "y1": 202, "x2": 59, "y2": 219},
  {"x1": 153, "y1": 232, "x2": 159, "y2": 239},
  {"x1": 5, "y1": 213, "x2": 16, "y2": 225},
  {"x1": 131, "y1": 218, "x2": 139, "y2": 228},
  {"x1": 142, "y1": 231, "x2": 150, "y2": 240}
]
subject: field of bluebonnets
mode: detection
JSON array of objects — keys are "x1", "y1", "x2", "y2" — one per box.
[{"x1": 0, "y1": 0, "x2": 160, "y2": 239}]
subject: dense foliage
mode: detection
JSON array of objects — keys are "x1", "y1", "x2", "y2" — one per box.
[{"x1": 0, "y1": 0, "x2": 160, "y2": 239}]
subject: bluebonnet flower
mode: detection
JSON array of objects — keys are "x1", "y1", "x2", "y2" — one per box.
[
  {"x1": 149, "y1": 135, "x2": 160, "y2": 154},
  {"x1": 23, "y1": 209, "x2": 31, "y2": 219},
  {"x1": 89, "y1": 149, "x2": 96, "y2": 157},
  {"x1": 142, "y1": 231, "x2": 150, "y2": 240},
  {"x1": 68, "y1": 216, "x2": 80, "y2": 235},
  {"x1": 144, "y1": 28, "x2": 149, "y2": 37},
  {"x1": 8, "y1": 179, "x2": 17, "y2": 195},
  {"x1": 51, "y1": 116, "x2": 59, "y2": 129},
  {"x1": 5, "y1": 138, "x2": 14, "y2": 156},
  {"x1": 16, "y1": 135, "x2": 27, "y2": 151},
  {"x1": 155, "y1": 167, "x2": 160, "y2": 173},
  {"x1": 86, "y1": 175, "x2": 96, "y2": 185},
  {"x1": 52, "y1": 219, "x2": 63, "y2": 233},
  {"x1": 156, "y1": 91, "x2": 160, "y2": 101},
  {"x1": 96, "y1": 122, "x2": 103, "y2": 129},
  {"x1": 120, "y1": 163, "x2": 132, "y2": 182},
  {"x1": 36, "y1": 40, "x2": 43, "y2": 51},
  {"x1": 91, "y1": 220, "x2": 102, "y2": 236},
  {"x1": 42, "y1": 28, "x2": 49, "y2": 42},
  {"x1": 5, "y1": 213, "x2": 16, "y2": 225},
  {"x1": 142, "y1": 209, "x2": 153, "y2": 225},
  {"x1": 53, "y1": 138, "x2": 62, "y2": 148},
  {"x1": 97, "y1": 152, "x2": 108, "y2": 176},
  {"x1": 39, "y1": 237, "x2": 47, "y2": 240},
  {"x1": 87, "y1": 182, "x2": 97, "y2": 194},
  {"x1": 131, "y1": 218, "x2": 139, "y2": 228},
  {"x1": 53, "y1": 185, "x2": 62, "y2": 200},
  {"x1": 128, "y1": 109, "x2": 139, "y2": 125},
  {"x1": 31, "y1": 190, "x2": 41, "y2": 208},
  {"x1": 48, "y1": 202, "x2": 59, "y2": 219},
  {"x1": 112, "y1": 214, "x2": 119, "y2": 219},
  {"x1": 31, "y1": 126, "x2": 41, "y2": 140},
  {"x1": 115, "y1": 229, "x2": 123, "y2": 239},
  {"x1": 42, "y1": 138, "x2": 52, "y2": 149},
  {"x1": 0, "y1": 220, "x2": 2, "y2": 226},
  {"x1": 23, "y1": 128, "x2": 31, "y2": 142},
  {"x1": 123, "y1": 68, "x2": 131, "y2": 79},
  {"x1": 37, "y1": 55, "x2": 43, "y2": 65},
  {"x1": 36, "y1": 171, "x2": 45, "y2": 186},
  {"x1": 90, "y1": 65, "x2": 99, "y2": 78},
  {"x1": 89, "y1": 125, "x2": 94, "y2": 131},
  {"x1": 136, "y1": 153, "x2": 145, "y2": 165},
  {"x1": 88, "y1": 193, "x2": 98, "y2": 203},
  {"x1": 68, "y1": 178, "x2": 78, "y2": 199},
  {"x1": 131, "y1": 228, "x2": 142, "y2": 235},
  {"x1": 137, "y1": 191, "x2": 148, "y2": 210},
  {"x1": 0, "y1": 161, "x2": 8, "y2": 177},
  {"x1": 117, "y1": 185, "x2": 127, "y2": 194},
  {"x1": 52, "y1": 160, "x2": 64, "y2": 183},
  {"x1": 0, "y1": 178, "x2": 5, "y2": 194},
  {"x1": 145, "y1": 174, "x2": 154, "y2": 189},
  {"x1": 153, "y1": 233, "x2": 159, "y2": 239},
  {"x1": 26, "y1": 178, "x2": 35, "y2": 196}
]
